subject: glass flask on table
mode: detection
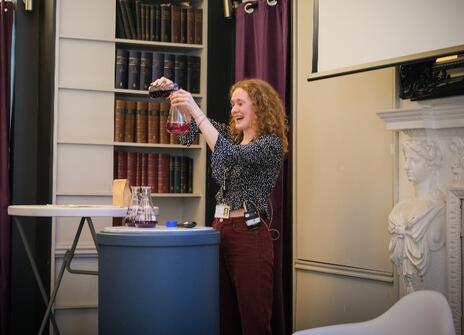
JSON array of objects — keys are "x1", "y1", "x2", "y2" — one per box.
[
  {"x1": 124, "y1": 186, "x2": 141, "y2": 227},
  {"x1": 134, "y1": 186, "x2": 157, "y2": 228}
]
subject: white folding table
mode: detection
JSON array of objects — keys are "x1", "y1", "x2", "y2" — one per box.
[{"x1": 8, "y1": 204, "x2": 127, "y2": 335}]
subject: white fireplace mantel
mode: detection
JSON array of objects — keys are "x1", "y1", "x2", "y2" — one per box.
[
  {"x1": 378, "y1": 103, "x2": 464, "y2": 130},
  {"x1": 378, "y1": 103, "x2": 464, "y2": 335}
]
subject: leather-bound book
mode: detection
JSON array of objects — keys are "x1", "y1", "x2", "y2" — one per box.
[
  {"x1": 194, "y1": 8, "x2": 203, "y2": 44},
  {"x1": 173, "y1": 155, "x2": 182, "y2": 193},
  {"x1": 180, "y1": 155, "x2": 189, "y2": 193},
  {"x1": 163, "y1": 53, "x2": 175, "y2": 81},
  {"x1": 187, "y1": 55, "x2": 200, "y2": 93},
  {"x1": 174, "y1": 54, "x2": 187, "y2": 89},
  {"x1": 171, "y1": 156, "x2": 182, "y2": 193},
  {"x1": 136, "y1": 152, "x2": 143, "y2": 186},
  {"x1": 124, "y1": 101, "x2": 137, "y2": 142},
  {"x1": 159, "y1": 103, "x2": 169, "y2": 144},
  {"x1": 144, "y1": 4, "x2": 150, "y2": 40},
  {"x1": 147, "y1": 153, "x2": 159, "y2": 193},
  {"x1": 139, "y1": 51, "x2": 152, "y2": 91},
  {"x1": 170, "y1": 4, "x2": 181, "y2": 43},
  {"x1": 118, "y1": 0, "x2": 132, "y2": 39},
  {"x1": 146, "y1": 4, "x2": 152, "y2": 41},
  {"x1": 146, "y1": 5, "x2": 152, "y2": 41},
  {"x1": 113, "y1": 151, "x2": 119, "y2": 179},
  {"x1": 188, "y1": 157, "x2": 193, "y2": 193},
  {"x1": 127, "y1": 50, "x2": 141, "y2": 90},
  {"x1": 180, "y1": 7, "x2": 187, "y2": 43},
  {"x1": 114, "y1": 99, "x2": 126, "y2": 142},
  {"x1": 169, "y1": 155, "x2": 175, "y2": 193},
  {"x1": 158, "y1": 153, "x2": 171, "y2": 193},
  {"x1": 144, "y1": 4, "x2": 150, "y2": 41},
  {"x1": 170, "y1": 132, "x2": 179, "y2": 145},
  {"x1": 135, "y1": 101, "x2": 148, "y2": 143},
  {"x1": 135, "y1": 0, "x2": 142, "y2": 40},
  {"x1": 149, "y1": 5, "x2": 155, "y2": 41},
  {"x1": 117, "y1": 151, "x2": 128, "y2": 179},
  {"x1": 160, "y1": 3, "x2": 171, "y2": 42},
  {"x1": 148, "y1": 102, "x2": 160, "y2": 144},
  {"x1": 152, "y1": 52, "x2": 165, "y2": 81},
  {"x1": 154, "y1": 4, "x2": 161, "y2": 41},
  {"x1": 141, "y1": 153, "x2": 148, "y2": 186},
  {"x1": 113, "y1": 151, "x2": 118, "y2": 179},
  {"x1": 115, "y1": 49, "x2": 128, "y2": 89},
  {"x1": 116, "y1": 1, "x2": 127, "y2": 39},
  {"x1": 127, "y1": 152, "x2": 137, "y2": 187},
  {"x1": 122, "y1": 0, "x2": 136, "y2": 40},
  {"x1": 140, "y1": 3, "x2": 146, "y2": 40},
  {"x1": 186, "y1": 7, "x2": 194, "y2": 44}
]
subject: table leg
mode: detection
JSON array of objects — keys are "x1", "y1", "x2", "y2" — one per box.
[
  {"x1": 13, "y1": 218, "x2": 61, "y2": 335},
  {"x1": 39, "y1": 216, "x2": 101, "y2": 334},
  {"x1": 65, "y1": 217, "x2": 99, "y2": 276},
  {"x1": 86, "y1": 217, "x2": 100, "y2": 254}
]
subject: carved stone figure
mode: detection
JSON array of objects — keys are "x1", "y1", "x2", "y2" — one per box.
[
  {"x1": 388, "y1": 139, "x2": 445, "y2": 294},
  {"x1": 449, "y1": 137, "x2": 464, "y2": 183}
]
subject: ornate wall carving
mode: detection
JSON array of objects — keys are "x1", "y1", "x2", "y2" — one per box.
[
  {"x1": 399, "y1": 55, "x2": 464, "y2": 101},
  {"x1": 379, "y1": 104, "x2": 464, "y2": 335}
]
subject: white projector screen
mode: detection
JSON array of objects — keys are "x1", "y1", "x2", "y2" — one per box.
[{"x1": 309, "y1": 0, "x2": 464, "y2": 81}]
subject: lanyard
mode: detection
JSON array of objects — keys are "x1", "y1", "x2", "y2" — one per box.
[{"x1": 217, "y1": 168, "x2": 229, "y2": 204}]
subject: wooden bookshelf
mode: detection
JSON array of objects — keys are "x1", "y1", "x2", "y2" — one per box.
[{"x1": 51, "y1": 0, "x2": 207, "y2": 333}]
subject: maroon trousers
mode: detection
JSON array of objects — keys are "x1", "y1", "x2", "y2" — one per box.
[{"x1": 212, "y1": 217, "x2": 274, "y2": 335}]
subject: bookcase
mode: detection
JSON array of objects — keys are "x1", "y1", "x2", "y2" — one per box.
[{"x1": 52, "y1": 0, "x2": 207, "y2": 333}]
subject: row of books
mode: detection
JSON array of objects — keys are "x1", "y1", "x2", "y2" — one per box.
[
  {"x1": 115, "y1": 49, "x2": 200, "y2": 92},
  {"x1": 114, "y1": 99, "x2": 199, "y2": 145},
  {"x1": 116, "y1": 0, "x2": 203, "y2": 44},
  {"x1": 114, "y1": 151, "x2": 194, "y2": 194}
]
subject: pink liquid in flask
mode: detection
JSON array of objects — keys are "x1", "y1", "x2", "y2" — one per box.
[{"x1": 166, "y1": 122, "x2": 189, "y2": 135}]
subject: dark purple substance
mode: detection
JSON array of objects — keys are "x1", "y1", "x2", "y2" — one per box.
[
  {"x1": 135, "y1": 221, "x2": 157, "y2": 228},
  {"x1": 148, "y1": 83, "x2": 179, "y2": 99}
]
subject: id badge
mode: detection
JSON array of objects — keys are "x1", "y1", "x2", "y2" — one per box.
[{"x1": 214, "y1": 204, "x2": 230, "y2": 219}]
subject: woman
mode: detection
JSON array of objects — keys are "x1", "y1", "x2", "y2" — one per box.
[{"x1": 150, "y1": 77, "x2": 288, "y2": 335}]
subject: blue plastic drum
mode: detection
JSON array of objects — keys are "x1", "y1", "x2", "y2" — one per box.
[{"x1": 97, "y1": 227, "x2": 220, "y2": 335}]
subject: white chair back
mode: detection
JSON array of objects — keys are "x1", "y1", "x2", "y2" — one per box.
[{"x1": 293, "y1": 290, "x2": 455, "y2": 335}]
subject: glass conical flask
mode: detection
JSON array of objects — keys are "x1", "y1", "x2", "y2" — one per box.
[
  {"x1": 134, "y1": 186, "x2": 157, "y2": 228},
  {"x1": 166, "y1": 103, "x2": 189, "y2": 134},
  {"x1": 123, "y1": 186, "x2": 141, "y2": 227},
  {"x1": 148, "y1": 82, "x2": 189, "y2": 135}
]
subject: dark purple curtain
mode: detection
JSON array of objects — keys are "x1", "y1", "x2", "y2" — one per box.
[
  {"x1": 0, "y1": 1, "x2": 13, "y2": 334},
  {"x1": 235, "y1": 1, "x2": 290, "y2": 334}
]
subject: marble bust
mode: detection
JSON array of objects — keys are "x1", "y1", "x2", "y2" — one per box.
[{"x1": 388, "y1": 139, "x2": 446, "y2": 294}]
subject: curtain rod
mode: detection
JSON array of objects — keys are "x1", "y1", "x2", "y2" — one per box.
[
  {"x1": 224, "y1": 0, "x2": 278, "y2": 18},
  {"x1": 0, "y1": 0, "x2": 33, "y2": 11}
]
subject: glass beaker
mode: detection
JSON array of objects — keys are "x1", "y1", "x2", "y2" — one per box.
[
  {"x1": 134, "y1": 186, "x2": 157, "y2": 228},
  {"x1": 123, "y1": 186, "x2": 141, "y2": 227}
]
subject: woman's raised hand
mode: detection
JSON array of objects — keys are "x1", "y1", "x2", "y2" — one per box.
[
  {"x1": 149, "y1": 76, "x2": 176, "y2": 90},
  {"x1": 169, "y1": 89, "x2": 202, "y2": 120}
]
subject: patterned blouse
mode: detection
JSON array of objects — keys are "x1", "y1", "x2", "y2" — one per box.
[{"x1": 179, "y1": 119, "x2": 284, "y2": 217}]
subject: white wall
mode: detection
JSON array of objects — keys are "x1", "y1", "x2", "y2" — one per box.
[{"x1": 293, "y1": 0, "x2": 398, "y2": 331}]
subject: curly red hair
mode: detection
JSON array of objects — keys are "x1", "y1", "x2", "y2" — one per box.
[{"x1": 229, "y1": 78, "x2": 288, "y2": 153}]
